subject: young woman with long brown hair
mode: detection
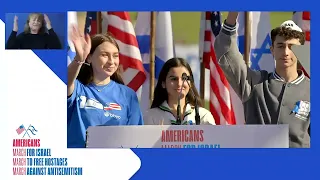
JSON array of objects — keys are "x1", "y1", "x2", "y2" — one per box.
[{"x1": 67, "y1": 25, "x2": 143, "y2": 148}]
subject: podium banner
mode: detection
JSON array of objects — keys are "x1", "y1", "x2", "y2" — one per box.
[{"x1": 86, "y1": 125, "x2": 289, "y2": 148}]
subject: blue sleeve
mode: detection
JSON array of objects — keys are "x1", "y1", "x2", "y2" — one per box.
[
  {"x1": 67, "y1": 79, "x2": 81, "y2": 108},
  {"x1": 127, "y1": 89, "x2": 144, "y2": 125}
]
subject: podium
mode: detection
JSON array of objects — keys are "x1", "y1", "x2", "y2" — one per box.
[{"x1": 85, "y1": 125, "x2": 289, "y2": 148}]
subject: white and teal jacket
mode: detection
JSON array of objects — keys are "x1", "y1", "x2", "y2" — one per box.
[{"x1": 143, "y1": 101, "x2": 216, "y2": 125}]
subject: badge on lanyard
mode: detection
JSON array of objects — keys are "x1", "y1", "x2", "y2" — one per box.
[{"x1": 292, "y1": 100, "x2": 310, "y2": 120}]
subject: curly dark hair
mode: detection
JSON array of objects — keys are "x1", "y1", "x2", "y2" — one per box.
[{"x1": 271, "y1": 26, "x2": 306, "y2": 46}]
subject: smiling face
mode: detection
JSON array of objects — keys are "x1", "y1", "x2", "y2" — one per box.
[
  {"x1": 28, "y1": 14, "x2": 43, "y2": 33},
  {"x1": 162, "y1": 66, "x2": 191, "y2": 100},
  {"x1": 88, "y1": 41, "x2": 120, "y2": 80},
  {"x1": 150, "y1": 57, "x2": 203, "y2": 109},
  {"x1": 77, "y1": 33, "x2": 125, "y2": 86}
]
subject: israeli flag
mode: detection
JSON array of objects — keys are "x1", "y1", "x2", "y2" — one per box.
[
  {"x1": 237, "y1": 12, "x2": 274, "y2": 73},
  {"x1": 67, "y1": 11, "x2": 78, "y2": 66},
  {"x1": 134, "y1": 12, "x2": 175, "y2": 113}
]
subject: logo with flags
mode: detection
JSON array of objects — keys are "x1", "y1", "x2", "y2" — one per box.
[
  {"x1": 16, "y1": 124, "x2": 38, "y2": 138},
  {"x1": 104, "y1": 103, "x2": 122, "y2": 111}
]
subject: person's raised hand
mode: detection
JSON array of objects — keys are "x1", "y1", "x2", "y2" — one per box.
[
  {"x1": 13, "y1": 15, "x2": 18, "y2": 32},
  {"x1": 70, "y1": 24, "x2": 91, "y2": 63}
]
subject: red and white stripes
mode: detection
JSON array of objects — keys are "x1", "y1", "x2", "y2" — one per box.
[
  {"x1": 293, "y1": 11, "x2": 310, "y2": 44},
  {"x1": 201, "y1": 12, "x2": 236, "y2": 125},
  {"x1": 101, "y1": 12, "x2": 146, "y2": 91}
]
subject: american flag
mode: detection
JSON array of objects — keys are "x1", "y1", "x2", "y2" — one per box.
[
  {"x1": 85, "y1": 12, "x2": 98, "y2": 35},
  {"x1": 293, "y1": 11, "x2": 310, "y2": 78},
  {"x1": 200, "y1": 12, "x2": 236, "y2": 125},
  {"x1": 85, "y1": 12, "x2": 146, "y2": 92},
  {"x1": 16, "y1": 125, "x2": 25, "y2": 135},
  {"x1": 104, "y1": 103, "x2": 122, "y2": 111}
]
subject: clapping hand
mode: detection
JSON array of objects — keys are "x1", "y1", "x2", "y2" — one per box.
[
  {"x1": 13, "y1": 15, "x2": 18, "y2": 32},
  {"x1": 44, "y1": 14, "x2": 52, "y2": 30},
  {"x1": 70, "y1": 24, "x2": 91, "y2": 63}
]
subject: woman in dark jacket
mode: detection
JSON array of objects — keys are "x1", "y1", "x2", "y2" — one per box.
[{"x1": 6, "y1": 13, "x2": 62, "y2": 49}]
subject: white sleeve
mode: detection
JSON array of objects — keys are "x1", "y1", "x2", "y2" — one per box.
[
  {"x1": 200, "y1": 108, "x2": 216, "y2": 125},
  {"x1": 143, "y1": 110, "x2": 156, "y2": 125}
]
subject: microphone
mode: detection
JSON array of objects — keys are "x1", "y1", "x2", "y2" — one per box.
[
  {"x1": 176, "y1": 74, "x2": 189, "y2": 125},
  {"x1": 182, "y1": 73, "x2": 201, "y2": 125}
]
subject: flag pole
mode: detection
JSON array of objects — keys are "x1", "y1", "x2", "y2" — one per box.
[
  {"x1": 149, "y1": 12, "x2": 156, "y2": 105},
  {"x1": 199, "y1": 12, "x2": 206, "y2": 106},
  {"x1": 97, "y1": 12, "x2": 102, "y2": 34},
  {"x1": 200, "y1": 61, "x2": 205, "y2": 105},
  {"x1": 244, "y1": 12, "x2": 251, "y2": 66}
]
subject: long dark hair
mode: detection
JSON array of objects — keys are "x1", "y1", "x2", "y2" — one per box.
[
  {"x1": 77, "y1": 32, "x2": 124, "y2": 85},
  {"x1": 151, "y1": 57, "x2": 203, "y2": 108}
]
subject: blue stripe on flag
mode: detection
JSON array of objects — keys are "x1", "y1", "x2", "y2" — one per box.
[
  {"x1": 155, "y1": 56, "x2": 165, "y2": 79},
  {"x1": 238, "y1": 35, "x2": 245, "y2": 54},
  {"x1": 143, "y1": 56, "x2": 165, "y2": 79},
  {"x1": 250, "y1": 34, "x2": 272, "y2": 71},
  {"x1": 138, "y1": 34, "x2": 166, "y2": 79},
  {"x1": 137, "y1": 35, "x2": 151, "y2": 54}
]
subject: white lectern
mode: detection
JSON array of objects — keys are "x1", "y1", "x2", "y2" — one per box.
[{"x1": 85, "y1": 125, "x2": 289, "y2": 148}]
